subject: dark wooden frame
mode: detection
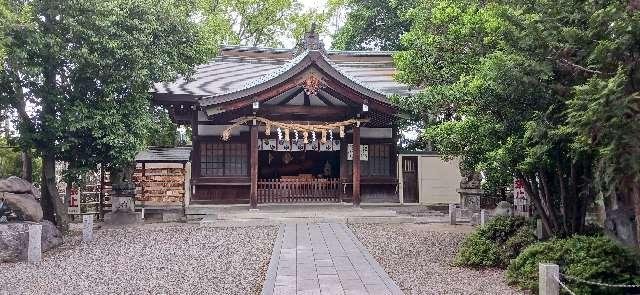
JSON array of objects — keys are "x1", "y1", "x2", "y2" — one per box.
[{"x1": 198, "y1": 142, "x2": 249, "y2": 177}]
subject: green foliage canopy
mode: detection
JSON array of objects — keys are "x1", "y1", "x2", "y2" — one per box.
[
  {"x1": 394, "y1": 0, "x2": 640, "y2": 236},
  {"x1": 1, "y1": 0, "x2": 212, "y2": 171},
  {"x1": 0, "y1": 0, "x2": 216, "y2": 225},
  {"x1": 332, "y1": 0, "x2": 416, "y2": 51},
  {"x1": 192, "y1": 0, "x2": 327, "y2": 48}
]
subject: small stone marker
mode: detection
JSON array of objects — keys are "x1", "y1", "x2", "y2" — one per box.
[
  {"x1": 449, "y1": 204, "x2": 457, "y2": 225},
  {"x1": 480, "y1": 209, "x2": 486, "y2": 225},
  {"x1": 536, "y1": 219, "x2": 548, "y2": 240},
  {"x1": 83, "y1": 214, "x2": 94, "y2": 242},
  {"x1": 28, "y1": 223, "x2": 42, "y2": 263},
  {"x1": 539, "y1": 263, "x2": 559, "y2": 295}
]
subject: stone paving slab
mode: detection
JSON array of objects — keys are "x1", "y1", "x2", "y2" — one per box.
[{"x1": 261, "y1": 223, "x2": 403, "y2": 295}]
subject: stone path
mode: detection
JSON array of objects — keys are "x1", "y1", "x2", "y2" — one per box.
[{"x1": 261, "y1": 223, "x2": 403, "y2": 295}]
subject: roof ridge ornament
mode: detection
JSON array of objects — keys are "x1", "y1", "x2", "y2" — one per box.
[{"x1": 294, "y1": 22, "x2": 326, "y2": 55}]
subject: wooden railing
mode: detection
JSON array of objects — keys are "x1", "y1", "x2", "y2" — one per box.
[{"x1": 257, "y1": 178, "x2": 340, "y2": 203}]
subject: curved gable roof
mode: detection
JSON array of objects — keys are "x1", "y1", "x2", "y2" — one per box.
[
  {"x1": 198, "y1": 50, "x2": 394, "y2": 108},
  {"x1": 151, "y1": 46, "x2": 418, "y2": 107}
]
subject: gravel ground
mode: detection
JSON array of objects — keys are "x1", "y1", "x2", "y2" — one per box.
[
  {"x1": 349, "y1": 223, "x2": 525, "y2": 295},
  {"x1": 0, "y1": 223, "x2": 277, "y2": 295}
]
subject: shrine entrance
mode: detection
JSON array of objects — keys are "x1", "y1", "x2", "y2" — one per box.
[{"x1": 256, "y1": 141, "x2": 341, "y2": 203}]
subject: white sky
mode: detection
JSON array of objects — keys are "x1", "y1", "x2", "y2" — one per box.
[{"x1": 301, "y1": 0, "x2": 328, "y2": 11}]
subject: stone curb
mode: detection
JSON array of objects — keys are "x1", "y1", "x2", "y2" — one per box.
[{"x1": 260, "y1": 225, "x2": 284, "y2": 295}]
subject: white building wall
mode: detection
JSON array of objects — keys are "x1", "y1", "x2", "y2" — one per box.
[
  {"x1": 398, "y1": 154, "x2": 462, "y2": 204},
  {"x1": 417, "y1": 155, "x2": 461, "y2": 204}
]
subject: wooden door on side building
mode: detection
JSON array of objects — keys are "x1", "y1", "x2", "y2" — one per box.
[{"x1": 402, "y1": 156, "x2": 419, "y2": 203}]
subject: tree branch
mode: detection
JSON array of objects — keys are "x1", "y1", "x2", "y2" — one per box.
[{"x1": 556, "y1": 58, "x2": 602, "y2": 74}]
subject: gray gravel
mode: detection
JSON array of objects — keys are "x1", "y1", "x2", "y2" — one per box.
[
  {"x1": 348, "y1": 223, "x2": 525, "y2": 295},
  {"x1": 0, "y1": 223, "x2": 277, "y2": 295}
]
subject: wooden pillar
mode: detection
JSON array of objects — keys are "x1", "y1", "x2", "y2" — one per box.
[
  {"x1": 191, "y1": 105, "x2": 200, "y2": 178},
  {"x1": 339, "y1": 137, "x2": 348, "y2": 202},
  {"x1": 141, "y1": 162, "x2": 146, "y2": 201},
  {"x1": 352, "y1": 125, "x2": 361, "y2": 207},
  {"x1": 190, "y1": 106, "x2": 199, "y2": 200},
  {"x1": 99, "y1": 166, "x2": 105, "y2": 220},
  {"x1": 250, "y1": 123, "x2": 258, "y2": 209}
]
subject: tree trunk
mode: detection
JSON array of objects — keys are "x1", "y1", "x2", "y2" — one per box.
[
  {"x1": 534, "y1": 172, "x2": 562, "y2": 233},
  {"x1": 37, "y1": 9, "x2": 68, "y2": 231},
  {"x1": 633, "y1": 182, "x2": 640, "y2": 247},
  {"x1": 21, "y1": 150, "x2": 33, "y2": 182},
  {"x1": 519, "y1": 173, "x2": 555, "y2": 235},
  {"x1": 569, "y1": 162, "x2": 579, "y2": 233},
  {"x1": 556, "y1": 166, "x2": 569, "y2": 232},
  {"x1": 40, "y1": 151, "x2": 68, "y2": 231}
]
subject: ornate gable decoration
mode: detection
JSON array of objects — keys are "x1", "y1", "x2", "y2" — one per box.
[
  {"x1": 298, "y1": 75, "x2": 325, "y2": 96},
  {"x1": 294, "y1": 23, "x2": 326, "y2": 55}
]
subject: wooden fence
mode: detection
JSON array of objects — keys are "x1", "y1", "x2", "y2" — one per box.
[{"x1": 257, "y1": 178, "x2": 340, "y2": 203}]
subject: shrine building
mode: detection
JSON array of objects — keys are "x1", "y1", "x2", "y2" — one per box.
[{"x1": 149, "y1": 30, "x2": 423, "y2": 208}]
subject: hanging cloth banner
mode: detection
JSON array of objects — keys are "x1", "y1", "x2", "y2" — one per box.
[
  {"x1": 223, "y1": 116, "x2": 367, "y2": 142},
  {"x1": 258, "y1": 139, "x2": 341, "y2": 151}
]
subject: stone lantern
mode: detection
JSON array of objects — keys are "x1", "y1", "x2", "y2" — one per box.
[{"x1": 105, "y1": 166, "x2": 140, "y2": 225}]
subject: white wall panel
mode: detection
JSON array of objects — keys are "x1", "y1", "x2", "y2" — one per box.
[{"x1": 417, "y1": 155, "x2": 461, "y2": 204}]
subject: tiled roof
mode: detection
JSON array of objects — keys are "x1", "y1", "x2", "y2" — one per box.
[
  {"x1": 152, "y1": 46, "x2": 417, "y2": 104},
  {"x1": 134, "y1": 147, "x2": 192, "y2": 163}
]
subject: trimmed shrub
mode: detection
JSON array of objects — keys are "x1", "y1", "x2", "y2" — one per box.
[
  {"x1": 504, "y1": 226, "x2": 537, "y2": 262},
  {"x1": 506, "y1": 235, "x2": 640, "y2": 294},
  {"x1": 455, "y1": 232, "x2": 503, "y2": 267},
  {"x1": 476, "y1": 216, "x2": 529, "y2": 244},
  {"x1": 455, "y1": 216, "x2": 535, "y2": 267}
]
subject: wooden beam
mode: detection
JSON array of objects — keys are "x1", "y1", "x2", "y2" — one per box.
[
  {"x1": 220, "y1": 79, "x2": 300, "y2": 111},
  {"x1": 323, "y1": 79, "x2": 398, "y2": 115},
  {"x1": 316, "y1": 92, "x2": 335, "y2": 107},
  {"x1": 249, "y1": 123, "x2": 258, "y2": 209},
  {"x1": 321, "y1": 87, "x2": 360, "y2": 108},
  {"x1": 303, "y1": 92, "x2": 310, "y2": 106},
  {"x1": 259, "y1": 105, "x2": 351, "y2": 117},
  {"x1": 276, "y1": 87, "x2": 304, "y2": 105},
  {"x1": 352, "y1": 125, "x2": 361, "y2": 207}
]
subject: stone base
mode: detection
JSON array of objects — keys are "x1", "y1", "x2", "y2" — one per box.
[
  {"x1": 457, "y1": 189, "x2": 483, "y2": 210},
  {"x1": 0, "y1": 220, "x2": 62, "y2": 262},
  {"x1": 104, "y1": 211, "x2": 142, "y2": 226},
  {"x1": 161, "y1": 210, "x2": 183, "y2": 223}
]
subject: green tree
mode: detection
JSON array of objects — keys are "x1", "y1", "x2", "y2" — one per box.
[
  {"x1": 394, "y1": 0, "x2": 640, "y2": 241},
  {"x1": 0, "y1": 139, "x2": 21, "y2": 179},
  {"x1": 0, "y1": 0, "x2": 214, "y2": 228},
  {"x1": 332, "y1": 0, "x2": 417, "y2": 51},
  {"x1": 0, "y1": 138, "x2": 41, "y2": 183},
  {"x1": 192, "y1": 0, "x2": 303, "y2": 48},
  {"x1": 146, "y1": 106, "x2": 179, "y2": 147}
]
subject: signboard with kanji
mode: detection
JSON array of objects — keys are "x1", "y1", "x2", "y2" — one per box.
[
  {"x1": 67, "y1": 187, "x2": 81, "y2": 215},
  {"x1": 513, "y1": 179, "x2": 530, "y2": 217},
  {"x1": 347, "y1": 144, "x2": 368, "y2": 161}
]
